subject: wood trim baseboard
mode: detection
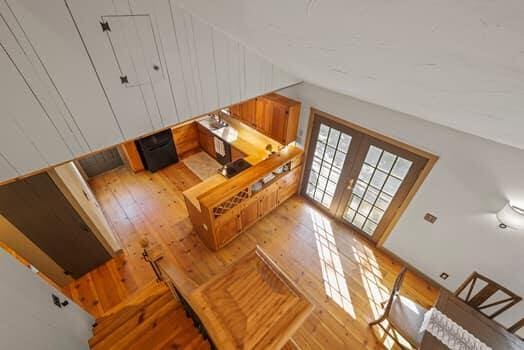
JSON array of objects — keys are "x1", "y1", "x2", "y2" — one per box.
[{"x1": 379, "y1": 245, "x2": 449, "y2": 293}]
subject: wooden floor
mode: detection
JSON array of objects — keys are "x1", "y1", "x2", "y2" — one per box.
[{"x1": 64, "y1": 162, "x2": 438, "y2": 349}]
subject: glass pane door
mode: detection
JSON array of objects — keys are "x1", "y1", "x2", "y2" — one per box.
[
  {"x1": 302, "y1": 111, "x2": 429, "y2": 243},
  {"x1": 305, "y1": 123, "x2": 353, "y2": 209},
  {"x1": 342, "y1": 145, "x2": 413, "y2": 236}
]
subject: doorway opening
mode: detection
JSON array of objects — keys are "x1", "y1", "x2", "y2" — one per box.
[{"x1": 301, "y1": 109, "x2": 437, "y2": 245}]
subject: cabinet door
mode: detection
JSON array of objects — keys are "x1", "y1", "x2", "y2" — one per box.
[
  {"x1": 230, "y1": 104, "x2": 241, "y2": 119},
  {"x1": 277, "y1": 167, "x2": 301, "y2": 205},
  {"x1": 241, "y1": 200, "x2": 259, "y2": 229},
  {"x1": 271, "y1": 104, "x2": 289, "y2": 144},
  {"x1": 255, "y1": 98, "x2": 273, "y2": 135},
  {"x1": 197, "y1": 125, "x2": 215, "y2": 157},
  {"x1": 259, "y1": 185, "x2": 279, "y2": 217},
  {"x1": 215, "y1": 211, "x2": 242, "y2": 247},
  {"x1": 240, "y1": 99, "x2": 257, "y2": 127}
]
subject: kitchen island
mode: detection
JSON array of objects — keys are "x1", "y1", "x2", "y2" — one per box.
[{"x1": 183, "y1": 114, "x2": 303, "y2": 251}]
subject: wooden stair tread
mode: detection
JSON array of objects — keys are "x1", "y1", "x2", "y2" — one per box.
[
  {"x1": 89, "y1": 293, "x2": 174, "y2": 346},
  {"x1": 94, "y1": 291, "x2": 167, "y2": 334},
  {"x1": 90, "y1": 282, "x2": 210, "y2": 350},
  {"x1": 123, "y1": 306, "x2": 198, "y2": 350},
  {"x1": 282, "y1": 338, "x2": 300, "y2": 350},
  {"x1": 99, "y1": 281, "x2": 167, "y2": 318},
  {"x1": 90, "y1": 292, "x2": 177, "y2": 349}
]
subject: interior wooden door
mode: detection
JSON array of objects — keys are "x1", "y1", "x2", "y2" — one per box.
[
  {"x1": 0, "y1": 173, "x2": 111, "y2": 278},
  {"x1": 302, "y1": 112, "x2": 428, "y2": 243}
]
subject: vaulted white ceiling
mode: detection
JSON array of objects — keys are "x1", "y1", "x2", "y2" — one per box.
[{"x1": 177, "y1": 0, "x2": 524, "y2": 149}]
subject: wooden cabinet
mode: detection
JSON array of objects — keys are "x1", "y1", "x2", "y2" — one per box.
[
  {"x1": 255, "y1": 98, "x2": 273, "y2": 135},
  {"x1": 197, "y1": 124, "x2": 216, "y2": 158},
  {"x1": 259, "y1": 185, "x2": 279, "y2": 218},
  {"x1": 277, "y1": 167, "x2": 302, "y2": 205},
  {"x1": 270, "y1": 103, "x2": 289, "y2": 144},
  {"x1": 230, "y1": 104, "x2": 241, "y2": 119},
  {"x1": 240, "y1": 99, "x2": 257, "y2": 127},
  {"x1": 215, "y1": 209, "x2": 242, "y2": 247},
  {"x1": 231, "y1": 94, "x2": 301, "y2": 145},
  {"x1": 241, "y1": 199, "x2": 259, "y2": 229}
]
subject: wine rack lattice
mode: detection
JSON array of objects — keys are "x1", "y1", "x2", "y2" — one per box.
[{"x1": 213, "y1": 188, "x2": 249, "y2": 218}]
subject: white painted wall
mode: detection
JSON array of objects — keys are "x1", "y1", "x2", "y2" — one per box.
[
  {"x1": 0, "y1": 0, "x2": 300, "y2": 183},
  {"x1": 279, "y1": 82, "x2": 524, "y2": 328},
  {"x1": 0, "y1": 249, "x2": 93, "y2": 350}
]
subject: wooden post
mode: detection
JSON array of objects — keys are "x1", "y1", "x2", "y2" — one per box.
[{"x1": 139, "y1": 237, "x2": 163, "y2": 281}]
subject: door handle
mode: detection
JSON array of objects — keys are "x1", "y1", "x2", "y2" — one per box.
[{"x1": 347, "y1": 178, "x2": 355, "y2": 191}]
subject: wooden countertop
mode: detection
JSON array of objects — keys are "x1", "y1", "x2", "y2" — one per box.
[
  {"x1": 183, "y1": 115, "x2": 298, "y2": 211},
  {"x1": 198, "y1": 146, "x2": 302, "y2": 209},
  {"x1": 188, "y1": 247, "x2": 313, "y2": 350}
]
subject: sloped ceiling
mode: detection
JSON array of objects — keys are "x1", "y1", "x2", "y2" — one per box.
[{"x1": 177, "y1": 0, "x2": 524, "y2": 149}]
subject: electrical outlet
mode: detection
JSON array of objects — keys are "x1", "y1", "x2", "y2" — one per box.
[
  {"x1": 424, "y1": 213, "x2": 437, "y2": 224},
  {"x1": 439, "y1": 272, "x2": 449, "y2": 280}
]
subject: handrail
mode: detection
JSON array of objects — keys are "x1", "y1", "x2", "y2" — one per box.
[{"x1": 140, "y1": 238, "x2": 216, "y2": 349}]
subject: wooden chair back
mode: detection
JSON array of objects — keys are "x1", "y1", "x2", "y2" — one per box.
[
  {"x1": 455, "y1": 272, "x2": 522, "y2": 319},
  {"x1": 508, "y1": 318, "x2": 524, "y2": 340},
  {"x1": 370, "y1": 267, "x2": 408, "y2": 325}
]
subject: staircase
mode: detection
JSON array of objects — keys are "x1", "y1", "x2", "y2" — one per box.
[{"x1": 89, "y1": 281, "x2": 211, "y2": 350}]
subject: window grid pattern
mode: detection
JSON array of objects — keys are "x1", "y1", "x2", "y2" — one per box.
[
  {"x1": 343, "y1": 146, "x2": 412, "y2": 235},
  {"x1": 306, "y1": 124, "x2": 352, "y2": 208}
]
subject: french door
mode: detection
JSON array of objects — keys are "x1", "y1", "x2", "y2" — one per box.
[{"x1": 302, "y1": 111, "x2": 427, "y2": 243}]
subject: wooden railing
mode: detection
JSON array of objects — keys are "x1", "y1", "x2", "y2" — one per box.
[{"x1": 140, "y1": 238, "x2": 216, "y2": 350}]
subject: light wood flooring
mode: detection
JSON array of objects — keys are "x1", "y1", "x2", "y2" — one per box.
[{"x1": 64, "y1": 162, "x2": 438, "y2": 349}]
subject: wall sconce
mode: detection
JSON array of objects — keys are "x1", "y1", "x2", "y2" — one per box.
[{"x1": 496, "y1": 202, "x2": 524, "y2": 229}]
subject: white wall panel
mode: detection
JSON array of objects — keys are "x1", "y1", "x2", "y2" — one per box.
[
  {"x1": 7, "y1": 0, "x2": 123, "y2": 150},
  {"x1": 191, "y1": 16, "x2": 219, "y2": 114},
  {"x1": 227, "y1": 39, "x2": 242, "y2": 103},
  {"x1": 166, "y1": 2, "x2": 201, "y2": 120},
  {"x1": 0, "y1": 44, "x2": 70, "y2": 172},
  {"x1": 0, "y1": 0, "x2": 300, "y2": 183},
  {"x1": 212, "y1": 29, "x2": 232, "y2": 108},
  {"x1": 66, "y1": 0, "x2": 157, "y2": 139},
  {"x1": 0, "y1": 2, "x2": 88, "y2": 156},
  {"x1": 244, "y1": 48, "x2": 263, "y2": 99}
]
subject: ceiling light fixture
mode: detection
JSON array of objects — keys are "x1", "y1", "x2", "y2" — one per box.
[{"x1": 496, "y1": 202, "x2": 524, "y2": 230}]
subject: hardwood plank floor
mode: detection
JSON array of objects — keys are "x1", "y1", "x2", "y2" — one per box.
[{"x1": 63, "y1": 162, "x2": 438, "y2": 349}]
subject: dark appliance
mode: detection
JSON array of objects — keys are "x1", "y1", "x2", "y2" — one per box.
[
  {"x1": 135, "y1": 129, "x2": 178, "y2": 172},
  {"x1": 221, "y1": 158, "x2": 252, "y2": 178},
  {"x1": 214, "y1": 136, "x2": 232, "y2": 165}
]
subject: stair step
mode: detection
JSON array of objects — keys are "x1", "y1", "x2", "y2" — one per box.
[
  {"x1": 282, "y1": 338, "x2": 300, "y2": 350},
  {"x1": 98, "y1": 281, "x2": 168, "y2": 319},
  {"x1": 133, "y1": 308, "x2": 201, "y2": 350},
  {"x1": 90, "y1": 292, "x2": 176, "y2": 349},
  {"x1": 94, "y1": 291, "x2": 167, "y2": 335},
  {"x1": 101, "y1": 300, "x2": 185, "y2": 350}
]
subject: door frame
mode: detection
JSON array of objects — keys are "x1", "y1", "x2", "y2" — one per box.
[{"x1": 300, "y1": 108, "x2": 439, "y2": 247}]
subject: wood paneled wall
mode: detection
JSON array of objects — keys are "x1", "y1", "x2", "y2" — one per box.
[{"x1": 0, "y1": 0, "x2": 300, "y2": 183}]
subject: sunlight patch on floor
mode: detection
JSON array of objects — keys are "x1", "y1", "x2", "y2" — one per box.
[
  {"x1": 352, "y1": 241, "x2": 412, "y2": 349},
  {"x1": 309, "y1": 208, "x2": 356, "y2": 319}
]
